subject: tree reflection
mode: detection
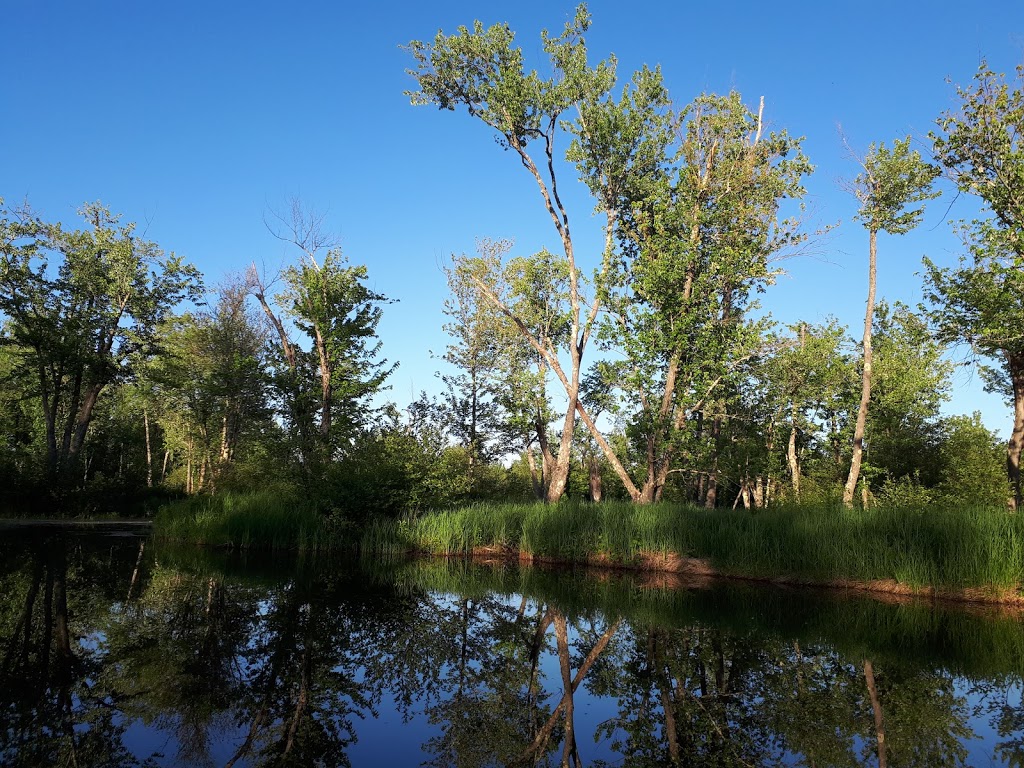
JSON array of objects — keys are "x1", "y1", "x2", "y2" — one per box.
[
  {"x1": 0, "y1": 535, "x2": 156, "y2": 767},
  {"x1": 0, "y1": 539, "x2": 1014, "y2": 767}
]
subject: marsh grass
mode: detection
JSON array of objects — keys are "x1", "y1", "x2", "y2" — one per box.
[
  {"x1": 154, "y1": 491, "x2": 337, "y2": 552},
  {"x1": 365, "y1": 499, "x2": 1024, "y2": 593},
  {"x1": 156, "y1": 493, "x2": 1024, "y2": 593}
]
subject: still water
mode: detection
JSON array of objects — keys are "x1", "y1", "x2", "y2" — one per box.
[{"x1": 1, "y1": 529, "x2": 1022, "y2": 767}]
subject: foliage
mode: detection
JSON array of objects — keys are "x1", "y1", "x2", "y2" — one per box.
[
  {"x1": 928, "y1": 60, "x2": 1024, "y2": 509},
  {"x1": 0, "y1": 201, "x2": 202, "y2": 488}
]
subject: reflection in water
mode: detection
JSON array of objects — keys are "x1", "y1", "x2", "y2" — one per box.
[{"x1": 1, "y1": 533, "x2": 1022, "y2": 767}]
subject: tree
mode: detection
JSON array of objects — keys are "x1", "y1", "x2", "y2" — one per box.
[
  {"x1": 153, "y1": 282, "x2": 273, "y2": 493},
  {"x1": 579, "y1": 91, "x2": 811, "y2": 503},
  {"x1": 929, "y1": 61, "x2": 1024, "y2": 510},
  {"x1": 863, "y1": 301, "x2": 952, "y2": 497},
  {"x1": 0, "y1": 201, "x2": 202, "y2": 483},
  {"x1": 924, "y1": 225, "x2": 1024, "y2": 509},
  {"x1": 935, "y1": 412, "x2": 1008, "y2": 506},
  {"x1": 407, "y1": 6, "x2": 635, "y2": 502},
  {"x1": 840, "y1": 139, "x2": 940, "y2": 506},
  {"x1": 440, "y1": 240, "x2": 514, "y2": 471},
  {"x1": 248, "y1": 201, "x2": 395, "y2": 472}
]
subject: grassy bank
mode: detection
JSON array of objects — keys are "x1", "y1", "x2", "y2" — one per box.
[
  {"x1": 155, "y1": 494, "x2": 1024, "y2": 598},
  {"x1": 154, "y1": 491, "x2": 337, "y2": 551},
  {"x1": 369, "y1": 500, "x2": 1024, "y2": 596}
]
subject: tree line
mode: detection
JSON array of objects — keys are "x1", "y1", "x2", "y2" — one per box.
[{"x1": 0, "y1": 4, "x2": 1021, "y2": 515}]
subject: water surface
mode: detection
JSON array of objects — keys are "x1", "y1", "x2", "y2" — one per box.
[{"x1": 1, "y1": 530, "x2": 1022, "y2": 766}]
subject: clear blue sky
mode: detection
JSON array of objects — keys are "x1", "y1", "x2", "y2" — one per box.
[{"x1": 3, "y1": 1, "x2": 1023, "y2": 435}]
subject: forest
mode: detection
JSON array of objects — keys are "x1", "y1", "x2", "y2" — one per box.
[{"x1": 1, "y1": 7, "x2": 1022, "y2": 525}]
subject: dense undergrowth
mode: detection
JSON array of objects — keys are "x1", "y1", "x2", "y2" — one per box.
[{"x1": 153, "y1": 492, "x2": 1024, "y2": 595}]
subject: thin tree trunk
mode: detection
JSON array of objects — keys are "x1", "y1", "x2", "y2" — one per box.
[
  {"x1": 143, "y1": 408, "x2": 153, "y2": 488},
  {"x1": 186, "y1": 437, "x2": 194, "y2": 494},
  {"x1": 126, "y1": 540, "x2": 146, "y2": 603},
  {"x1": 788, "y1": 422, "x2": 800, "y2": 500},
  {"x1": 524, "y1": 448, "x2": 544, "y2": 501},
  {"x1": 844, "y1": 229, "x2": 878, "y2": 506},
  {"x1": 1007, "y1": 353, "x2": 1024, "y2": 512},
  {"x1": 588, "y1": 456, "x2": 602, "y2": 502},
  {"x1": 864, "y1": 659, "x2": 887, "y2": 768},
  {"x1": 705, "y1": 414, "x2": 722, "y2": 509}
]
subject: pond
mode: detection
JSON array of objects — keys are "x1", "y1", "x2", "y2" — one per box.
[{"x1": 1, "y1": 529, "x2": 1022, "y2": 767}]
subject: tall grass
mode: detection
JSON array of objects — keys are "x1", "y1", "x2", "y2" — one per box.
[
  {"x1": 365, "y1": 499, "x2": 1024, "y2": 594},
  {"x1": 154, "y1": 491, "x2": 339, "y2": 551},
  {"x1": 156, "y1": 493, "x2": 1024, "y2": 594}
]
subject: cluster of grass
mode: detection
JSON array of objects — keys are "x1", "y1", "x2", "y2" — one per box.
[
  {"x1": 153, "y1": 490, "x2": 339, "y2": 551},
  {"x1": 364, "y1": 499, "x2": 1024, "y2": 593},
  {"x1": 155, "y1": 493, "x2": 1024, "y2": 594}
]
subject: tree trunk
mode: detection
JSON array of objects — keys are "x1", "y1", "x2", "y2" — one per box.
[
  {"x1": 844, "y1": 228, "x2": 878, "y2": 506},
  {"x1": 1008, "y1": 353, "x2": 1024, "y2": 512},
  {"x1": 524, "y1": 448, "x2": 545, "y2": 500},
  {"x1": 787, "y1": 422, "x2": 800, "y2": 500},
  {"x1": 588, "y1": 456, "x2": 602, "y2": 502},
  {"x1": 705, "y1": 414, "x2": 722, "y2": 509},
  {"x1": 186, "y1": 436, "x2": 194, "y2": 494},
  {"x1": 864, "y1": 659, "x2": 888, "y2": 768},
  {"x1": 143, "y1": 408, "x2": 153, "y2": 488}
]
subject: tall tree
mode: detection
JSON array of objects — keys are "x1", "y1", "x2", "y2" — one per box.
[
  {"x1": 929, "y1": 61, "x2": 1024, "y2": 510},
  {"x1": 248, "y1": 201, "x2": 394, "y2": 471},
  {"x1": 407, "y1": 5, "x2": 642, "y2": 502},
  {"x1": 578, "y1": 92, "x2": 810, "y2": 503},
  {"x1": 840, "y1": 139, "x2": 939, "y2": 506},
  {"x1": 440, "y1": 240, "x2": 513, "y2": 470},
  {"x1": 924, "y1": 224, "x2": 1024, "y2": 509},
  {"x1": 0, "y1": 201, "x2": 201, "y2": 482}
]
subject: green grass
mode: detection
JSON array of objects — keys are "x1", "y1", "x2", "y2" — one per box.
[
  {"x1": 153, "y1": 491, "x2": 340, "y2": 552},
  {"x1": 364, "y1": 499, "x2": 1024, "y2": 594},
  {"x1": 155, "y1": 493, "x2": 1024, "y2": 594}
]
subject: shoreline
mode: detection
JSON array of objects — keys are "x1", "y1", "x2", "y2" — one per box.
[
  {"x1": 454, "y1": 546, "x2": 1024, "y2": 609},
  {"x1": 0, "y1": 519, "x2": 152, "y2": 531},
  {"x1": 149, "y1": 530, "x2": 1024, "y2": 609}
]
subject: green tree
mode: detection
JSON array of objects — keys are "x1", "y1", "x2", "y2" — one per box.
[
  {"x1": 864, "y1": 301, "x2": 952, "y2": 500},
  {"x1": 407, "y1": 6, "x2": 632, "y2": 502},
  {"x1": 580, "y1": 91, "x2": 810, "y2": 503},
  {"x1": 841, "y1": 139, "x2": 940, "y2": 506},
  {"x1": 935, "y1": 412, "x2": 1008, "y2": 506},
  {"x1": 153, "y1": 282, "x2": 274, "y2": 493},
  {"x1": 929, "y1": 61, "x2": 1024, "y2": 510},
  {"x1": 0, "y1": 201, "x2": 201, "y2": 484},
  {"x1": 249, "y1": 201, "x2": 395, "y2": 473},
  {"x1": 924, "y1": 225, "x2": 1024, "y2": 509}
]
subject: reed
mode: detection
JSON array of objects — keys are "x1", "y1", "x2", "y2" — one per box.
[
  {"x1": 366, "y1": 499, "x2": 1024, "y2": 593},
  {"x1": 155, "y1": 493, "x2": 1024, "y2": 594},
  {"x1": 153, "y1": 491, "x2": 336, "y2": 552}
]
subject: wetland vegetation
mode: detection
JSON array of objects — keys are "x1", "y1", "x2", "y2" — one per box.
[{"x1": 2, "y1": 7, "x2": 1024, "y2": 602}]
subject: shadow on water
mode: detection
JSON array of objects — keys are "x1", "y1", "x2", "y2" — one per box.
[{"x1": 1, "y1": 531, "x2": 1023, "y2": 767}]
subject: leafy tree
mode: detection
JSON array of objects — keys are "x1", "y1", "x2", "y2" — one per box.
[
  {"x1": 924, "y1": 224, "x2": 1024, "y2": 509},
  {"x1": 153, "y1": 282, "x2": 275, "y2": 493},
  {"x1": 929, "y1": 61, "x2": 1024, "y2": 510},
  {"x1": 407, "y1": 5, "x2": 633, "y2": 502},
  {"x1": 841, "y1": 139, "x2": 940, "y2": 506},
  {"x1": 0, "y1": 200, "x2": 201, "y2": 484},
  {"x1": 249, "y1": 201, "x2": 395, "y2": 473},
  {"x1": 935, "y1": 412, "x2": 1008, "y2": 506},
  {"x1": 861, "y1": 301, "x2": 952, "y2": 500},
  {"x1": 580, "y1": 91, "x2": 810, "y2": 503}
]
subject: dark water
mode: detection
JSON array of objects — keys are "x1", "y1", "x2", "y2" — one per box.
[{"x1": 1, "y1": 531, "x2": 1023, "y2": 767}]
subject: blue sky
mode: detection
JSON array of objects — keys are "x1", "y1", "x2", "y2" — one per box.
[{"x1": 3, "y1": 1, "x2": 1023, "y2": 435}]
